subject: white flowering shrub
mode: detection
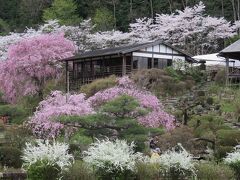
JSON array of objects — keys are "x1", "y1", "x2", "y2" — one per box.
[
  {"x1": 83, "y1": 139, "x2": 143, "y2": 179},
  {"x1": 22, "y1": 139, "x2": 74, "y2": 180},
  {"x1": 224, "y1": 145, "x2": 240, "y2": 179},
  {"x1": 151, "y1": 143, "x2": 196, "y2": 179}
]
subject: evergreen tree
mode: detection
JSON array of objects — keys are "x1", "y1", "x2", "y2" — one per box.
[
  {"x1": 60, "y1": 95, "x2": 163, "y2": 151},
  {"x1": 93, "y1": 8, "x2": 115, "y2": 31},
  {"x1": 43, "y1": 0, "x2": 82, "y2": 25}
]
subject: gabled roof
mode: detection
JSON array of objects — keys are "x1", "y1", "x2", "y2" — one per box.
[
  {"x1": 219, "y1": 39, "x2": 240, "y2": 60},
  {"x1": 64, "y1": 40, "x2": 194, "y2": 62}
]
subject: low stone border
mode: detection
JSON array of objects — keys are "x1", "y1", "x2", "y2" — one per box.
[{"x1": 0, "y1": 172, "x2": 27, "y2": 179}]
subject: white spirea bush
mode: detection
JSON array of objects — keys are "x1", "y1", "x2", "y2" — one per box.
[
  {"x1": 83, "y1": 139, "x2": 143, "y2": 173},
  {"x1": 224, "y1": 145, "x2": 240, "y2": 164},
  {"x1": 22, "y1": 139, "x2": 74, "y2": 171},
  {"x1": 154, "y1": 143, "x2": 195, "y2": 175}
]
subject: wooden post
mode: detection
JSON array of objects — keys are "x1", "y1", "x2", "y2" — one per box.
[
  {"x1": 65, "y1": 61, "x2": 69, "y2": 93},
  {"x1": 131, "y1": 53, "x2": 133, "y2": 71},
  {"x1": 122, "y1": 55, "x2": 126, "y2": 76},
  {"x1": 226, "y1": 57, "x2": 229, "y2": 86}
]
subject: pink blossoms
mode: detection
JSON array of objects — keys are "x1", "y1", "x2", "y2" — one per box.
[
  {"x1": 0, "y1": 33, "x2": 76, "y2": 103},
  {"x1": 29, "y1": 91, "x2": 93, "y2": 138},
  {"x1": 29, "y1": 77, "x2": 175, "y2": 138},
  {"x1": 89, "y1": 76, "x2": 175, "y2": 130}
]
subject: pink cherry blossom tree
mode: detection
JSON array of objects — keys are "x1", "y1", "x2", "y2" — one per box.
[
  {"x1": 0, "y1": 33, "x2": 76, "y2": 103},
  {"x1": 88, "y1": 76, "x2": 175, "y2": 130},
  {"x1": 28, "y1": 77, "x2": 175, "y2": 139},
  {"x1": 28, "y1": 91, "x2": 94, "y2": 138}
]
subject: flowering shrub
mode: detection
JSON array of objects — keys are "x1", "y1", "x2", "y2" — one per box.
[
  {"x1": 0, "y1": 33, "x2": 75, "y2": 103},
  {"x1": 22, "y1": 139, "x2": 74, "y2": 179},
  {"x1": 151, "y1": 143, "x2": 196, "y2": 178},
  {"x1": 88, "y1": 76, "x2": 175, "y2": 129},
  {"x1": 83, "y1": 139, "x2": 143, "y2": 178},
  {"x1": 224, "y1": 145, "x2": 240, "y2": 179},
  {"x1": 28, "y1": 91, "x2": 93, "y2": 138}
]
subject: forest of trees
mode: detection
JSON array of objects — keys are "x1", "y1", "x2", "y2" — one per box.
[{"x1": 0, "y1": 0, "x2": 240, "y2": 33}]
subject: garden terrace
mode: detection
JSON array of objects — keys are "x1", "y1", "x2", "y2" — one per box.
[{"x1": 63, "y1": 40, "x2": 195, "y2": 91}]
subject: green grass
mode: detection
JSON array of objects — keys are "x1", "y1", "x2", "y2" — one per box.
[{"x1": 221, "y1": 102, "x2": 235, "y2": 113}]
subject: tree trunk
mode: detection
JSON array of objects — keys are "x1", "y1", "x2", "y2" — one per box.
[
  {"x1": 112, "y1": 0, "x2": 117, "y2": 29},
  {"x1": 130, "y1": 0, "x2": 133, "y2": 22},
  {"x1": 149, "y1": 0, "x2": 154, "y2": 19},
  {"x1": 167, "y1": 0, "x2": 173, "y2": 13},
  {"x1": 231, "y1": 0, "x2": 237, "y2": 21},
  {"x1": 237, "y1": 0, "x2": 240, "y2": 20},
  {"x1": 221, "y1": 0, "x2": 224, "y2": 16},
  {"x1": 181, "y1": 0, "x2": 186, "y2": 8}
]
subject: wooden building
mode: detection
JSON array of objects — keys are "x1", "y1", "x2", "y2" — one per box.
[
  {"x1": 219, "y1": 39, "x2": 240, "y2": 85},
  {"x1": 63, "y1": 40, "x2": 195, "y2": 91}
]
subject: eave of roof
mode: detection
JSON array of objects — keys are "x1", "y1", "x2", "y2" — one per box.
[
  {"x1": 218, "y1": 39, "x2": 240, "y2": 60},
  {"x1": 63, "y1": 40, "x2": 195, "y2": 62}
]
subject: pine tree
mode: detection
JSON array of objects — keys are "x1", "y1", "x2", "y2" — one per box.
[{"x1": 60, "y1": 95, "x2": 163, "y2": 151}]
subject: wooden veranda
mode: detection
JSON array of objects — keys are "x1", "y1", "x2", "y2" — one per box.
[
  {"x1": 65, "y1": 54, "x2": 132, "y2": 91},
  {"x1": 63, "y1": 40, "x2": 195, "y2": 91}
]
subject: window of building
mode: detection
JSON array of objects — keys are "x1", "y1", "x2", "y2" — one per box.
[
  {"x1": 154, "y1": 58, "x2": 158, "y2": 68},
  {"x1": 148, "y1": 58, "x2": 152, "y2": 69},
  {"x1": 133, "y1": 60, "x2": 138, "y2": 69},
  {"x1": 167, "y1": 59, "x2": 173, "y2": 66}
]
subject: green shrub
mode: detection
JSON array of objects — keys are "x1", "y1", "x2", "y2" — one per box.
[
  {"x1": 215, "y1": 129, "x2": 240, "y2": 159},
  {"x1": 17, "y1": 95, "x2": 42, "y2": 116},
  {"x1": 221, "y1": 101, "x2": 235, "y2": 113},
  {"x1": 42, "y1": 77, "x2": 65, "y2": 98},
  {"x1": 132, "y1": 68, "x2": 195, "y2": 97},
  {"x1": 216, "y1": 129, "x2": 240, "y2": 146},
  {"x1": 0, "y1": 146, "x2": 22, "y2": 168},
  {"x1": 4, "y1": 126, "x2": 33, "y2": 149},
  {"x1": 80, "y1": 75, "x2": 117, "y2": 97},
  {"x1": 0, "y1": 105, "x2": 28, "y2": 124},
  {"x1": 189, "y1": 114, "x2": 224, "y2": 138},
  {"x1": 196, "y1": 162, "x2": 234, "y2": 180},
  {"x1": 62, "y1": 160, "x2": 96, "y2": 180},
  {"x1": 156, "y1": 126, "x2": 204, "y2": 155},
  {"x1": 164, "y1": 67, "x2": 184, "y2": 81},
  {"x1": 215, "y1": 146, "x2": 234, "y2": 161},
  {"x1": 207, "y1": 84, "x2": 222, "y2": 94},
  {"x1": 206, "y1": 97, "x2": 214, "y2": 105},
  {"x1": 135, "y1": 161, "x2": 161, "y2": 180},
  {"x1": 27, "y1": 160, "x2": 61, "y2": 180},
  {"x1": 214, "y1": 69, "x2": 226, "y2": 85}
]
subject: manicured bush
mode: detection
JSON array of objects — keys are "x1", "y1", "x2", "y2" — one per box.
[
  {"x1": 189, "y1": 114, "x2": 224, "y2": 138},
  {"x1": 62, "y1": 160, "x2": 96, "y2": 180},
  {"x1": 131, "y1": 68, "x2": 195, "y2": 97},
  {"x1": 156, "y1": 126, "x2": 203, "y2": 155},
  {"x1": 27, "y1": 160, "x2": 60, "y2": 180},
  {"x1": 152, "y1": 143, "x2": 196, "y2": 179},
  {"x1": 0, "y1": 104, "x2": 28, "y2": 124},
  {"x1": 215, "y1": 146, "x2": 234, "y2": 160},
  {"x1": 0, "y1": 146, "x2": 22, "y2": 168},
  {"x1": 135, "y1": 161, "x2": 161, "y2": 180},
  {"x1": 83, "y1": 139, "x2": 143, "y2": 180},
  {"x1": 80, "y1": 75, "x2": 117, "y2": 97},
  {"x1": 206, "y1": 97, "x2": 214, "y2": 105},
  {"x1": 216, "y1": 129, "x2": 240, "y2": 146},
  {"x1": 196, "y1": 162, "x2": 234, "y2": 180},
  {"x1": 22, "y1": 140, "x2": 74, "y2": 180},
  {"x1": 224, "y1": 145, "x2": 240, "y2": 179}
]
